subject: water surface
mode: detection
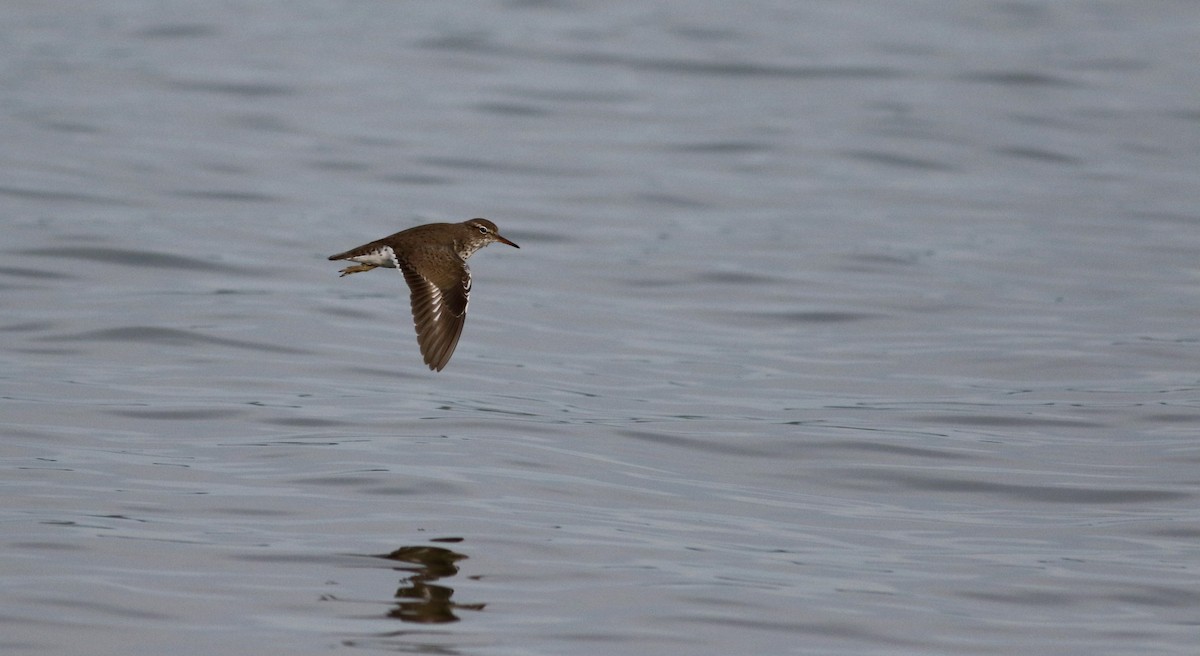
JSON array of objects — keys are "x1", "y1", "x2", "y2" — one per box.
[{"x1": 3, "y1": 2, "x2": 1199, "y2": 654}]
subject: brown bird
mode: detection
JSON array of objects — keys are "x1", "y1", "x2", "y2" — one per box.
[{"x1": 328, "y1": 218, "x2": 519, "y2": 371}]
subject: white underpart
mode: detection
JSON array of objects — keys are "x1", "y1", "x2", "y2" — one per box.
[{"x1": 349, "y1": 246, "x2": 400, "y2": 268}]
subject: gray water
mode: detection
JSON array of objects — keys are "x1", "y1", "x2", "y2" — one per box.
[{"x1": 3, "y1": 2, "x2": 1199, "y2": 654}]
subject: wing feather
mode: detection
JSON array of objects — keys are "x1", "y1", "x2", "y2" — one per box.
[{"x1": 401, "y1": 261, "x2": 470, "y2": 371}]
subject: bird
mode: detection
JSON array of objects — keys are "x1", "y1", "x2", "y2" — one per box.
[{"x1": 328, "y1": 218, "x2": 519, "y2": 371}]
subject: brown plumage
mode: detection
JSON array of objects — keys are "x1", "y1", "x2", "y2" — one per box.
[{"x1": 328, "y1": 218, "x2": 518, "y2": 371}]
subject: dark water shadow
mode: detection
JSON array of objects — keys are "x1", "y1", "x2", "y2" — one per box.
[
  {"x1": 16, "y1": 247, "x2": 255, "y2": 274},
  {"x1": 372, "y1": 541, "x2": 484, "y2": 624},
  {"x1": 36, "y1": 326, "x2": 311, "y2": 355}
]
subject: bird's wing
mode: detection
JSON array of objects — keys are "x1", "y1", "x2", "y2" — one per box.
[{"x1": 401, "y1": 253, "x2": 470, "y2": 371}]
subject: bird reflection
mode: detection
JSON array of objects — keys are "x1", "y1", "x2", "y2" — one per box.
[{"x1": 376, "y1": 545, "x2": 485, "y2": 623}]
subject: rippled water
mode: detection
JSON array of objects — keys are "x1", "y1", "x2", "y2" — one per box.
[{"x1": 3, "y1": 2, "x2": 1199, "y2": 654}]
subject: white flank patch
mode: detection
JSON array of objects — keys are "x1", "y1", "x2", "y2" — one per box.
[{"x1": 350, "y1": 246, "x2": 399, "y2": 268}]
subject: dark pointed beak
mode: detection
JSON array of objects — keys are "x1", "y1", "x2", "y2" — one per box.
[{"x1": 495, "y1": 234, "x2": 519, "y2": 248}]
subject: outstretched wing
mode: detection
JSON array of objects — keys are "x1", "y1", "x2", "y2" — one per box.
[{"x1": 400, "y1": 253, "x2": 470, "y2": 371}]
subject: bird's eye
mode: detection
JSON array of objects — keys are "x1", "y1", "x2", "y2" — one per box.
[{"x1": 478, "y1": 226, "x2": 488, "y2": 234}]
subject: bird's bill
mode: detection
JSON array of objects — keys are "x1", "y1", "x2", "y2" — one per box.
[{"x1": 495, "y1": 234, "x2": 520, "y2": 248}]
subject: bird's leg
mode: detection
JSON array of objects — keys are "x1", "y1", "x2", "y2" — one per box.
[{"x1": 337, "y1": 263, "x2": 378, "y2": 277}]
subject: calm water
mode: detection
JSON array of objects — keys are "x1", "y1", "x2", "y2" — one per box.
[{"x1": 3, "y1": 1, "x2": 1199, "y2": 654}]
